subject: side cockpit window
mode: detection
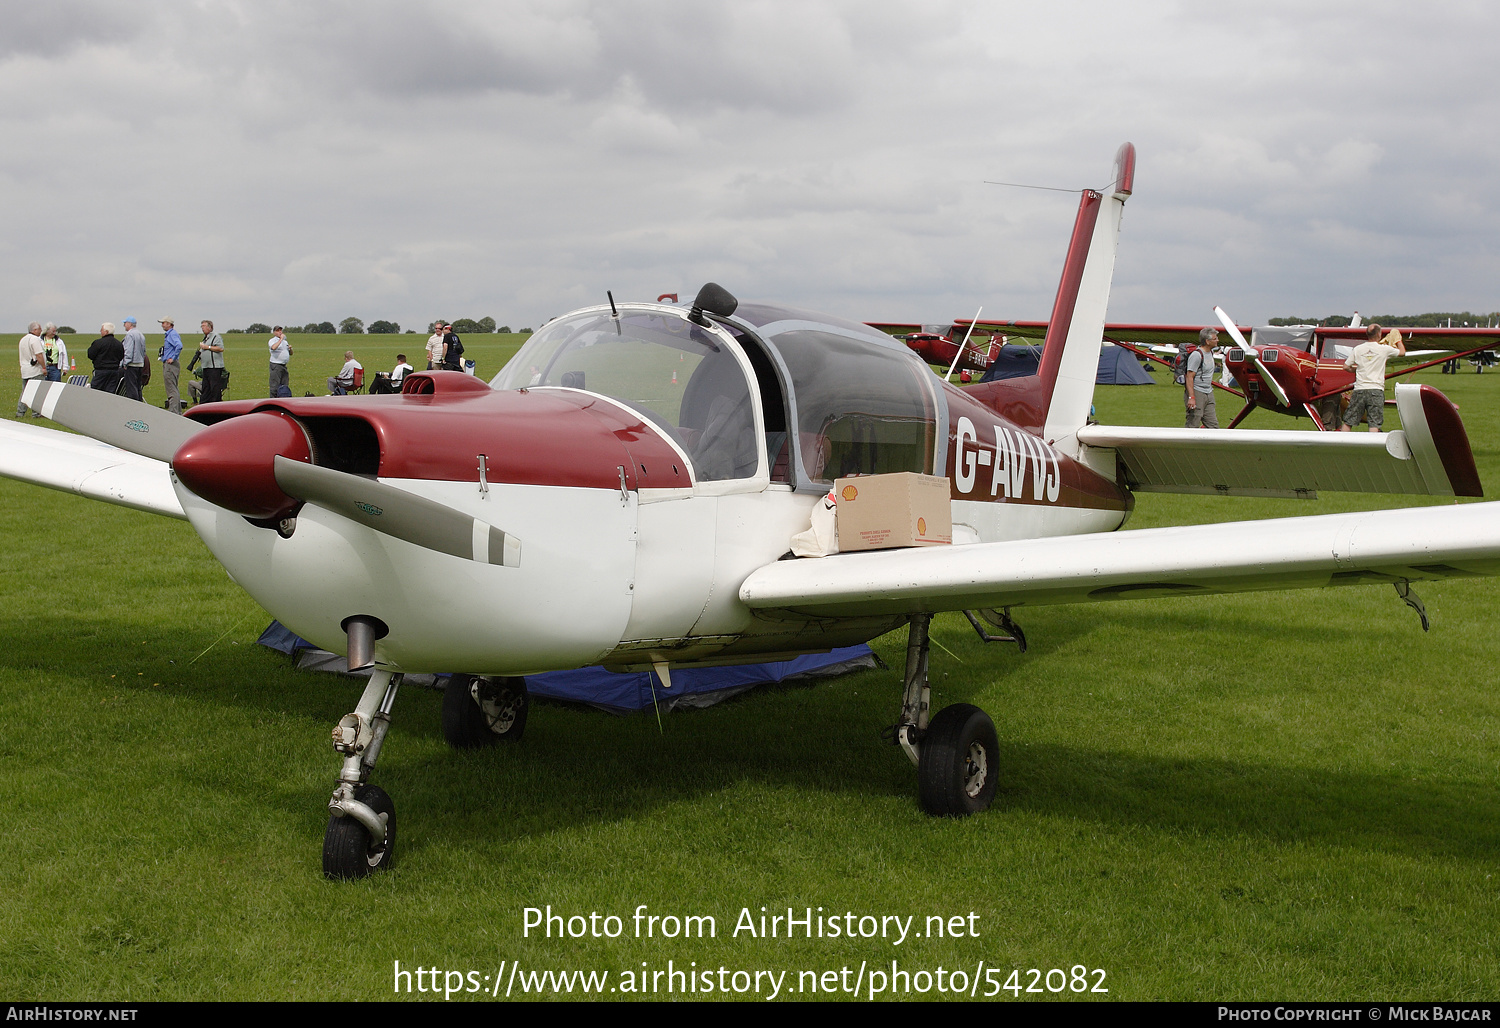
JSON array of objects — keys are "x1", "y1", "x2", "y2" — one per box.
[{"x1": 759, "y1": 327, "x2": 938, "y2": 485}]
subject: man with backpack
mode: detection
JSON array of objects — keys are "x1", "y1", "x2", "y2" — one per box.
[{"x1": 1183, "y1": 327, "x2": 1220, "y2": 429}]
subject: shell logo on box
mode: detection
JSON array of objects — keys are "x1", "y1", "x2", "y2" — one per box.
[{"x1": 833, "y1": 473, "x2": 953, "y2": 552}]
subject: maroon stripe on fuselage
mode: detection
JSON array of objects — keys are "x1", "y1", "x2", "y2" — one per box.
[
  {"x1": 942, "y1": 383, "x2": 1130, "y2": 511},
  {"x1": 201, "y1": 389, "x2": 693, "y2": 491}
]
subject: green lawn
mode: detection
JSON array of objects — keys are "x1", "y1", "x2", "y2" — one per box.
[{"x1": 2, "y1": 355, "x2": 1499, "y2": 1000}]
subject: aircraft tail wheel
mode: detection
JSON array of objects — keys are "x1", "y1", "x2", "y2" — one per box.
[
  {"x1": 441, "y1": 674, "x2": 529, "y2": 748},
  {"x1": 323, "y1": 783, "x2": 395, "y2": 879},
  {"x1": 917, "y1": 703, "x2": 999, "y2": 817}
]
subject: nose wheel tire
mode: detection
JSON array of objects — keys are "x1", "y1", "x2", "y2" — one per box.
[
  {"x1": 323, "y1": 783, "x2": 395, "y2": 879},
  {"x1": 442, "y1": 674, "x2": 529, "y2": 749},
  {"x1": 917, "y1": 703, "x2": 999, "y2": 817}
]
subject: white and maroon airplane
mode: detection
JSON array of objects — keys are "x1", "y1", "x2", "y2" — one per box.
[{"x1": 5, "y1": 143, "x2": 1499, "y2": 879}]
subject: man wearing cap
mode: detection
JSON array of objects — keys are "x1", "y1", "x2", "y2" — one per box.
[
  {"x1": 16, "y1": 321, "x2": 45, "y2": 417},
  {"x1": 198, "y1": 320, "x2": 226, "y2": 404},
  {"x1": 159, "y1": 318, "x2": 184, "y2": 414},
  {"x1": 268, "y1": 326, "x2": 291, "y2": 396},
  {"x1": 120, "y1": 317, "x2": 147, "y2": 401},
  {"x1": 1183, "y1": 327, "x2": 1220, "y2": 429}
]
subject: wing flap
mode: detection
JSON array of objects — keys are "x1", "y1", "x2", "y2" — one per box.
[
  {"x1": 0, "y1": 420, "x2": 185, "y2": 519},
  {"x1": 740, "y1": 502, "x2": 1500, "y2": 618}
]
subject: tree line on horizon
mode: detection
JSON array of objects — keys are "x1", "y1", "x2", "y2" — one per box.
[
  {"x1": 1268, "y1": 311, "x2": 1500, "y2": 328},
  {"x1": 224, "y1": 316, "x2": 532, "y2": 335}
]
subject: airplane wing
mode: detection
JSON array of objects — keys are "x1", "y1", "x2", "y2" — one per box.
[
  {"x1": 0, "y1": 419, "x2": 185, "y2": 519},
  {"x1": 1076, "y1": 384, "x2": 1480, "y2": 497},
  {"x1": 739, "y1": 501, "x2": 1500, "y2": 619},
  {"x1": 958, "y1": 319, "x2": 1250, "y2": 350}
]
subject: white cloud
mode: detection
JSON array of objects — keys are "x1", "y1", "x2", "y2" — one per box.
[{"x1": 0, "y1": 0, "x2": 1496, "y2": 332}]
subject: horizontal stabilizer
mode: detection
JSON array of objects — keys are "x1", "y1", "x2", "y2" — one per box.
[
  {"x1": 740, "y1": 501, "x2": 1500, "y2": 618},
  {"x1": 1077, "y1": 383, "x2": 1478, "y2": 498},
  {"x1": 0, "y1": 420, "x2": 185, "y2": 518}
]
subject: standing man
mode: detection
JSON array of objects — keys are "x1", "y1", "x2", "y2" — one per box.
[
  {"x1": 17, "y1": 321, "x2": 45, "y2": 417},
  {"x1": 441, "y1": 323, "x2": 464, "y2": 371},
  {"x1": 198, "y1": 319, "x2": 226, "y2": 404},
  {"x1": 120, "y1": 317, "x2": 147, "y2": 401},
  {"x1": 425, "y1": 321, "x2": 446, "y2": 370},
  {"x1": 1184, "y1": 327, "x2": 1220, "y2": 429},
  {"x1": 160, "y1": 317, "x2": 183, "y2": 414},
  {"x1": 1340, "y1": 324, "x2": 1406, "y2": 432},
  {"x1": 268, "y1": 325, "x2": 292, "y2": 396},
  {"x1": 87, "y1": 323, "x2": 124, "y2": 395}
]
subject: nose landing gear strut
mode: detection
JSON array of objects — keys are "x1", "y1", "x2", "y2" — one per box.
[{"x1": 324, "y1": 668, "x2": 402, "y2": 879}]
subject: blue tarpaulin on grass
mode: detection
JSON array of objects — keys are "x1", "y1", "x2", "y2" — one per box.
[
  {"x1": 258, "y1": 621, "x2": 879, "y2": 714},
  {"x1": 978, "y1": 343, "x2": 1154, "y2": 384}
]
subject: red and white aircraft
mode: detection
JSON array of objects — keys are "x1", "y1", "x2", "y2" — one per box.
[
  {"x1": 922, "y1": 312, "x2": 1500, "y2": 430},
  {"x1": 6, "y1": 143, "x2": 1500, "y2": 879}
]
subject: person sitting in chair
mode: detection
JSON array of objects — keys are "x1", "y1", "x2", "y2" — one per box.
[{"x1": 327, "y1": 351, "x2": 362, "y2": 395}]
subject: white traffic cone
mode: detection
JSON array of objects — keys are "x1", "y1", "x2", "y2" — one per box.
[{"x1": 671, "y1": 371, "x2": 678, "y2": 385}]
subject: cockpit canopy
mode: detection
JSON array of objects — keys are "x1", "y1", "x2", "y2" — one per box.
[{"x1": 494, "y1": 302, "x2": 942, "y2": 491}]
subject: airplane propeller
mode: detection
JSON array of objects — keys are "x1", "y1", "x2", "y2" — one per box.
[
  {"x1": 273, "y1": 457, "x2": 521, "y2": 567},
  {"x1": 23, "y1": 382, "x2": 520, "y2": 568},
  {"x1": 20, "y1": 379, "x2": 203, "y2": 462},
  {"x1": 1214, "y1": 305, "x2": 1290, "y2": 407}
]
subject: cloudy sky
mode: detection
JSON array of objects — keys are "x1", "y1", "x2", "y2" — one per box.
[{"x1": 2, "y1": 0, "x2": 1496, "y2": 334}]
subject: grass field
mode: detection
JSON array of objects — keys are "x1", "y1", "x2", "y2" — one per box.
[{"x1": 2, "y1": 348, "x2": 1499, "y2": 1001}]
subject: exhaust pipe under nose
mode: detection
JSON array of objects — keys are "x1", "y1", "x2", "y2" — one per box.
[{"x1": 342, "y1": 615, "x2": 387, "y2": 672}]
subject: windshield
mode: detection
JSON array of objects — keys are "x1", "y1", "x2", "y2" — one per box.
[{"x1": 493, "y1": 309, "x2": 761, "y2": 482}]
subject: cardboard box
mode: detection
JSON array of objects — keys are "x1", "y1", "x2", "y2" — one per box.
[{"x1": 834, "y1": 472, "x2": 953, "y2": 552}]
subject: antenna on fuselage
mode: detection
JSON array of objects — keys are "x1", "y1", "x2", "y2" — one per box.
[{"x1": 608, "y1": 290, "x2": 621, "y2": 334}]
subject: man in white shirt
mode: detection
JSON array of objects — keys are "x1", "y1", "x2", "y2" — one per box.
[
  {"x1": 16, "y1": 321, "x2": 45, "y2": 417},
  {"x1": 327, "y1": 351, "x2": 363, "y2": 394},
  {"x1": 391, "y1": 354, "x2": 413, "y2": 387},
  {"x1": 426, "y1": 322, "x2": 446, "y2": 370},
  {"x1": 1339, "y1": 325, "x2": 1405, "y2": 432},
  {"x1": 268, "y1": 326, "x2": 292, "y2": 396}
]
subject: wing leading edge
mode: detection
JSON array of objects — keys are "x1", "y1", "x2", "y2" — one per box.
[
  {"x1": 739, "y1": 501, "x2": 1500, "y2": 619},
  {"x1": 0, "y1": 420, "x2": 185, "y2": 519}
]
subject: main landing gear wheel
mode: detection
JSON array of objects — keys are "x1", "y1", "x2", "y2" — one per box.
[
  {"x1": 323, "y1": 783, "x2": 396, "y2": 879},
  {"x1": 918, "y1": 703, "x2": 999, "y2": 817},
  {"x1": 442, "y1": 674, "x2": 529, "y2": 749}
]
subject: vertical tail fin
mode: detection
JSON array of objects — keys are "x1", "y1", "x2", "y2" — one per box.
[{"x1": 968, "y1": 144, "x2": 1134, "y2": 451}]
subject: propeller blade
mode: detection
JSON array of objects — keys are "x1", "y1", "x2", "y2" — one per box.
[
  {"x1": 1213, "y1": 306, "x2": 1252, "y2": 350},
  {"x1": 273, "y1": 456, "x2": 521, "y2": 567},
  {"x1": 20, "y1": 379, "x2": 202, "y2": 463}
]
